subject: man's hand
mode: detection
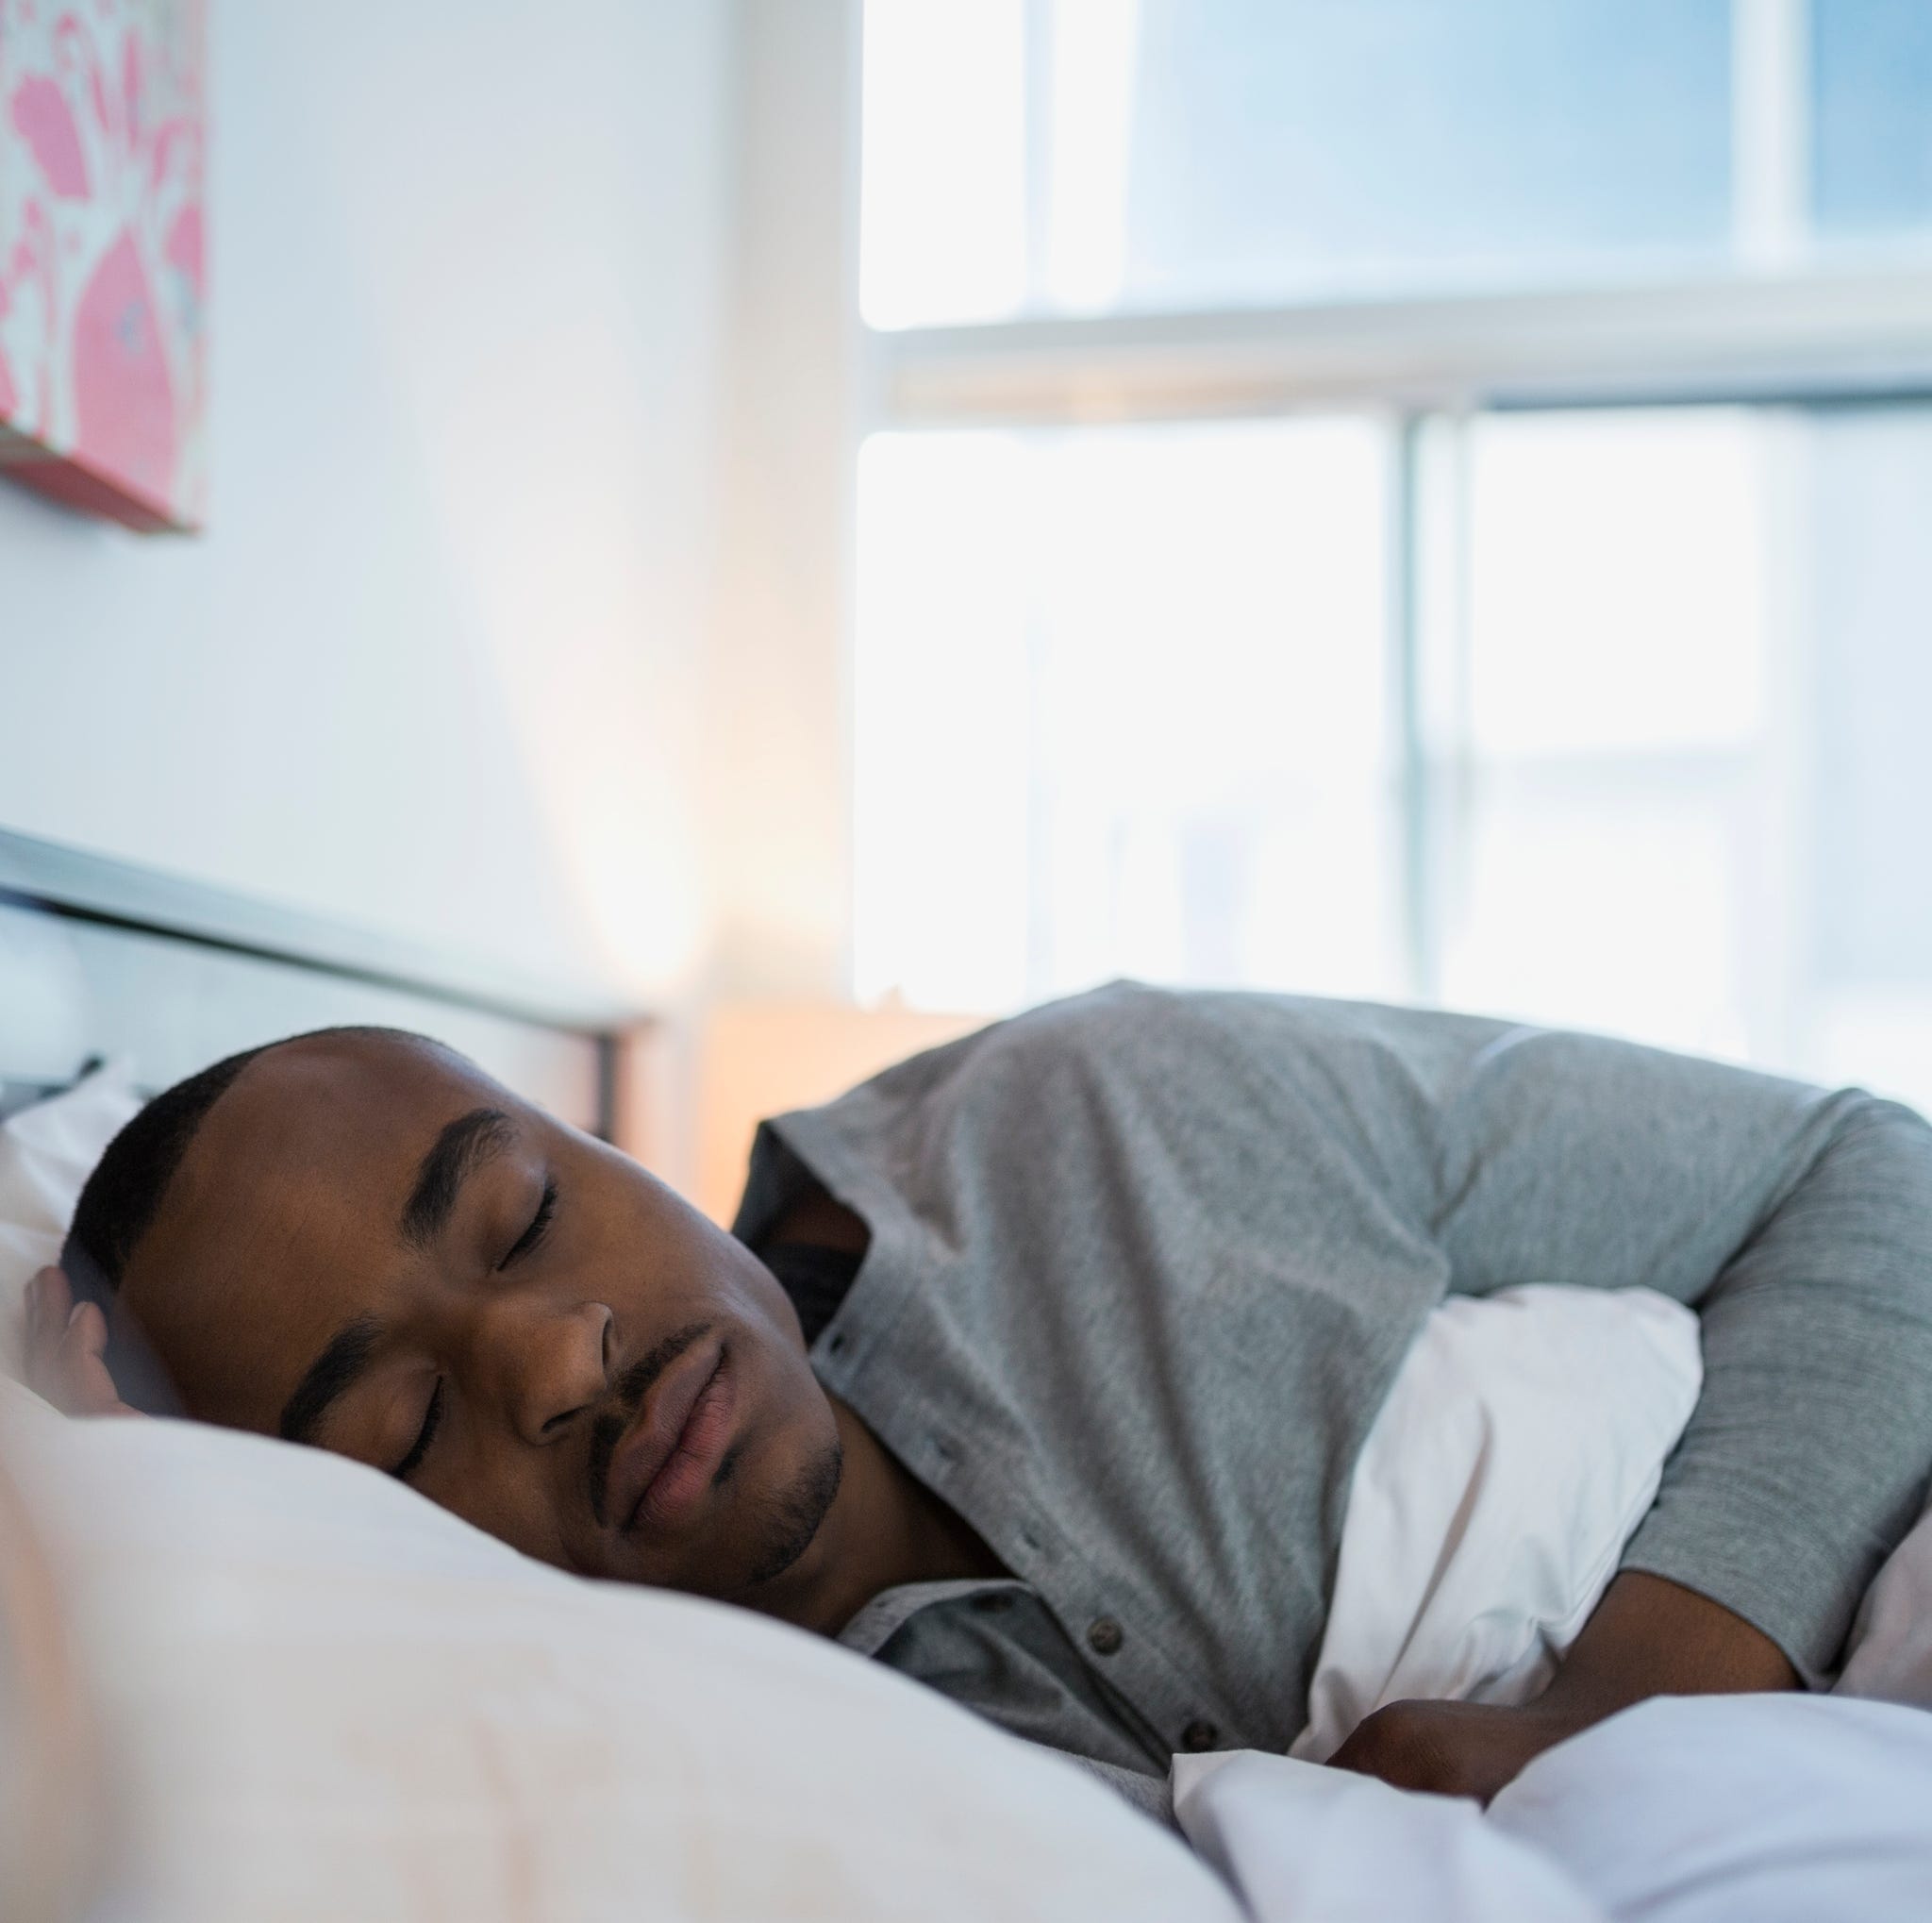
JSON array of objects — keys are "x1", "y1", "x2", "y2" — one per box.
[
  {"x1": 23, "y1": 1267, "x2": 142, "y2": 1417},
  {"x1": 1329, "y1": 1570, "x2": 1801, "y2": 1802},
  {"x1": 1328, "y1": 1697, "x2": 1596, "y2": 1801}
]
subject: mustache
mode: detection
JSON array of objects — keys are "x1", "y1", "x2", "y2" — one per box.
[{"x1": 586, "y1": 1319, "x2": 713, "y2": 1527}]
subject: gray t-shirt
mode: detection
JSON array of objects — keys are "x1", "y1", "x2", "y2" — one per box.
[{"x1": 731, "y1": 983, "x2": 1932, "y2": 1793}]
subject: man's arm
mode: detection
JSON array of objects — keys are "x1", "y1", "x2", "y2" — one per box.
[
  {"x1": 1330, "y1": 1570, "x2": 1796, "y2": 1798},
  {"x1": 1433, "y1": 1036, "x2": 1932, "y2": 1684},
  {"x1": 1322, "y1": 1018, "x2": 1932, "y2": 1797}
]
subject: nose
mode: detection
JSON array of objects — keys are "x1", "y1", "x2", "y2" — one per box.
[{"x1": 474, "y1": 1296, "x2": 612, "y2": 1446}]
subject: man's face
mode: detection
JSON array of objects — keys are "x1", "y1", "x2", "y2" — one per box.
[{"x1": 113, "y1": 1032, "x2": 843, "y2": 1600}]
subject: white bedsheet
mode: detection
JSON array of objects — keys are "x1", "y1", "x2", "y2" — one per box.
[
  {"x1": 1174, "y1": 1747, "x2": 1603, "y2": 1923},
  {"x1": 1177, "y1": 1694, "x2": 1932, "y2": 1923}
]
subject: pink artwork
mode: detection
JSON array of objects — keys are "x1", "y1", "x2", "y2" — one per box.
[{"x1": 0, "y1": 0, "x2": 206, "y2": 532}]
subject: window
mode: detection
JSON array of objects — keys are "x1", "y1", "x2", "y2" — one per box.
[
  {"x1": 1812, "y1": 0, "x2": 1932, "y2": 242},
  {"x1": 855, "y1": 419, "x2": 1398, "y2": 1010},
  {"x1": 1425, "y1": 408, "x2": 1779, "y2": 1062},
  {"x1": 863, "y1": 0, "x2": 1739, "y2": 326},
  {"x1": 850, "y1": 1, "x2": 1932, "y2": 1113}
]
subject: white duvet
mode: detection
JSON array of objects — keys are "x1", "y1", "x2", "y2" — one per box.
[{"x1": 1177, "y1": 1694, "x2": 1932, "y2": 1923}]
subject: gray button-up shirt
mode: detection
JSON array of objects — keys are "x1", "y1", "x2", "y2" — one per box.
[{"x1": 730, "y1": 984, "x2": 1932, "y2": 1798}]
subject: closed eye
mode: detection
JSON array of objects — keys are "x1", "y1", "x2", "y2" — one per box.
[
  {"x1": 499, "y1": 1177, "x2": 558, "y2": 1270},
  {"x1": 391, "y1": 1380, "x2": 445, "y2": 1481}
]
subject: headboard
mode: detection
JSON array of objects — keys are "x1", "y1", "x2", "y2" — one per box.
[{"x1": 0, "y1": 829, "x2": 628, "y2": 1136}]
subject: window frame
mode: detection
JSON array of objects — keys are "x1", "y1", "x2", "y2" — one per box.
[
  {"x1": 860, "y1": 0, "x2": 1932, "y2": 423},
  {"x1": 835, "y1": 0, "x2": 1932, "y2": 1045}
]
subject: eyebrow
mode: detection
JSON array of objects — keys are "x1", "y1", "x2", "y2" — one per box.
[
  {"x1": 276, "y1": 1108, "x2": 517, "y2": 1447},
  {"x1": 278, "y1": 1313, "x2": 383, "y2": 1445},
  {"x1": 399, "y1": 1107, "x2": 515, "y2": 1250}
]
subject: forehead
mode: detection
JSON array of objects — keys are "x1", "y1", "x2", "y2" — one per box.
[{"x1": 120, "y1": 1034, "x2": 522, "y2": 1427}]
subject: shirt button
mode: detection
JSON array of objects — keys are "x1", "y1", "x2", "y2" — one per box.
[
  {"x1": 1181, "y1": 1719, "x2": 1219, "y2": 1752},
  {"x1": 1086, "y1": 1615, "x2": 1124, "y2": 1656}
]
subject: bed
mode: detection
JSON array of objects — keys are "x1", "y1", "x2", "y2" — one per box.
[
  {"x1": 4, "y1": 828, "x2": 1932, "y2": 1923},
  {"x1": 0, "y1": 826, "x2": 621, "y2": 1132}
]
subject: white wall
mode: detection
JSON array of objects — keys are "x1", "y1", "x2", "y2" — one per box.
[
  {"x1": 0, "y1": 0, "x2": 730, "y2": 1009},
  {"x1": 703, "y1": 0, "x2": 860, "y2": 1000}
]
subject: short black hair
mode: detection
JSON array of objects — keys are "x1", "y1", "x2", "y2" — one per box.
[
  {"x1": 61, "y1": 1025, "x2": 434, "y2": 1298},
  {"x1": 61, "y1": 1044, "x2": 272, "y2": 1298}
]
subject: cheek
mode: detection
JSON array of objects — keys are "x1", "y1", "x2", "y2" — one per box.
[
  {"x1": 717, "y1": 1254, "x2": 829, "y2": 1439},
  {"x1": 420, "y1": 1445, "x2": 575, "y2": 1571},
  {"x1": 722, "y1": 1275, "x2": 841, "y2": 1498},
  {"x1": 718, "y1": 1237, "x2": 811, "y2": 1352}
]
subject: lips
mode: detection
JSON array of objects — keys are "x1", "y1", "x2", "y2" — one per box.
[{"x1": 603, "y1": 1336, "x2": 735, "y2": 1535}]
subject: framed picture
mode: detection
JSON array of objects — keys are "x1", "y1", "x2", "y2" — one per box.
[{"x1": 0, "y1": 0, "x2": 206, "y2": 532}]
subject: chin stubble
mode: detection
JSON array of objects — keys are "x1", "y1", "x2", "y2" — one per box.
[{"x1": 737, "y1": 1435, "x2": 845, "y2": 1592}]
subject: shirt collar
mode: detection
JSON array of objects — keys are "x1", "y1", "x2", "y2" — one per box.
[{"x1": 836, "y1": 1577, "x2": 1033, "y2": 1656}]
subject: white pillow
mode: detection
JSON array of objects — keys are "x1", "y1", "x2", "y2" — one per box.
[
  {"x1": 0, "y1": 1381, "x2": 1239, "y2": 1923},
  {"x1": 1291, "y1": 1285, "x2": 1704, "y2": 1760},
  {"x1": 0, "y1": 1062, "x2": 142, "y2": 1384}
]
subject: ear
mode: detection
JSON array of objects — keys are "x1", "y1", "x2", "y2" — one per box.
[
  {"x1": 101, "y1": 1295, "x2": 185, "y2": 1419},
  {"x1": 72, "y1": 1263, "x2": 184, "y2": 1422}
]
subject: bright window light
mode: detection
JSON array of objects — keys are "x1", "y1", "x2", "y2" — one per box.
[
  {"x1": 1434, "y1": 409, "x2": 1777, "y2": 1060},
  {"x1": 860, "y1": 0, "x2": 1735, "y2": 326},
  {"x1": 852, "y1": 7, "x2": 1932, "y2": 1119},
  {"x1": 1441, "y1": 769, "x2": 1758, "y2": 1061},
  {"x1": 1041, "y1": 0, "x2": 1141, "y2": 313},
  {"x1": 860, "y1": 0, "x2": 1029, "y2": 329},
  {"x1": 1463, "y1": 410, "x2": 1770, "y2": 760},
  {"x1": 855, "y1": 418, "x2": 1399, "y2": 1011},
  {"x1": 865, "y1": 0, "x2": 1035, "y2": 328}
]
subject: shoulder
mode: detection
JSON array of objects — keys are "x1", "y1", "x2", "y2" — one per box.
[
  {"x1": 880, "y1": 980, "x2": 1237, "y2": 1100},
  {"x1": 857, "y1": 982, "x2": 1495, "y2": 1143},
  {"x1": 966, "y1": 980, "x2": 1512, "y2": 1090}
]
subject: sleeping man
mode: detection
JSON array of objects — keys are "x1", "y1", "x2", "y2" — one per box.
[{"x1": 23, "y1": 982, "x2": 1932, "y2": 1815}]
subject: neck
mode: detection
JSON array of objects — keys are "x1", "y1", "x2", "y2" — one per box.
[{"x1": 756, "y1": 1394, "x2": 1005, "y2": 1635}]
